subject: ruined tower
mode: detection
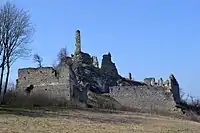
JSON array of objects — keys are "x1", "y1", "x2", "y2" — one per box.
[
  {"x1": 75, "y1": 30, "x2": 81, "y2": 55},
  {"x1": 128, "y1": 72, "x2": 132, "y2": 80}
]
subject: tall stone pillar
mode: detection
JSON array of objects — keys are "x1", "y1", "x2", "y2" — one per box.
[
  {"x1": 158, "y1": 77, "x2": 163, "y2": 86},
  {"x1": 160, "y1": 78, "x2": 163, "y2": 86},
  {"x1": 128, "y1": 72, "x2": 132, "y2": 80},
  {"x1": 75, "y1": 30, "x2": 81, "y2": 55}
]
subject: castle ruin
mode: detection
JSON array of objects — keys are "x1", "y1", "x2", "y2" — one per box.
[{"x1": 15, "y1": 30, "x2": 181, "y2": 112}]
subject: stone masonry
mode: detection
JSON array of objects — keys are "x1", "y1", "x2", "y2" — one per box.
[
  {"x1": 16, "y1": 64, "x2": 74, "y2": 105},
  {"x1": 15, "y1": 30, "x2": 181, "y2": 112},
  {"x1": 75, "y1": 30, "x2": 81, "y2": 55},
  {"x1": 16, "y1": 30, "x2": 88, "y2": 106},
  {"x1": 109, "y1": 74, "x2": 180, "y2": 112},
  {"x1": 109, "y1": 85, "x2": 176, "y2": 112}
]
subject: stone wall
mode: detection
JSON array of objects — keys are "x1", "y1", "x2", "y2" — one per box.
[
  {"x1": 109, "y1": 85, "x2": 177, "y2": 112},
  {"x1": 16, "y1": 65, "x2": 72, "y2": 105},
  {"x1": 14, "y1": 84, "x2": 71, "y2": 106},
  {"x1": 144, "y1": 77, "x2": 155, "y2": 85},
  {"x1": 18, "y1": 67, "x2": 59, "y2": 88},
  {"x1": 169, "y1": 74, "x2": 181, "y2": 104}
]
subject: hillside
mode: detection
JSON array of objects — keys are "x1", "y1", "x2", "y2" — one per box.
[{"x1": 0, "y1": 108, "x2": 199, "y2": 133}]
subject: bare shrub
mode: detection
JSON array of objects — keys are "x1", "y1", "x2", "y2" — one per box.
[
  {"x1": 33, "y1": 54, "x2": 43, "y2": 67},
  {"x1": 178, "y1": 88, "x2": 200, "y2": 122}
]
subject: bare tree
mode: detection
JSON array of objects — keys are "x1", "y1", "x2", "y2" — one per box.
[
  {"x1": 33, "y1": 53, "x2": 43, "y2": 67},
  {"x1": 180, "y1": 88, "x2": 186, "y2": 100},
  {"x1": 0, "y1": 2, "x2": 34, "y2": 102},
  {"x1": 57, "y1": 47, "x2": 68, "y2": 63},
  {"x1": 3, "y1": 81, "x2": 15, "y2": 91}
]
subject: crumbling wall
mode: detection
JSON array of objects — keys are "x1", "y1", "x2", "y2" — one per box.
[
  {"x1": 144, "y1": 77, "x2": 155, "y2": 86},
  {"x1": 16, "y1": 65, "x2": 71, "y2": 105},
  {"x1": 100, "y1": 52, "x2": 120, "y2": 92},
  {"x1": 109, "y1": 86, "x2": 177, "y2": 112},
  {"x1": 100, "y1": 52, "x2": 119, "y2": 79},
  {"x1": 18, "y1": 67, "x2": 59, "y2": 88},
  {"x1": 14, "y1": 84, "x2": 71, "y2": 106},
  {"x1": 169, "y1": 74, "x2": 181, "y2": 104},
  {"x1": 143, "y1": 75, "x2": 181, "y2": 105}
]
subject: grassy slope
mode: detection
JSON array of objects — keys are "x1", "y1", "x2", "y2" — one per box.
[
  {"x1": 0, "y1": 108, "x2": 199, "y2": 133},
  {"x1": 87, "y1": 91, "x2": 122, "y2": 109}
]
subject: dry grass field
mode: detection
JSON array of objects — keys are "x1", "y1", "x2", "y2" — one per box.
[{"x1": 0, "y1": 108, "x2": 199, "y2": 133}]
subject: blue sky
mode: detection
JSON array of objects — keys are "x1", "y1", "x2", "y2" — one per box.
[{"x1": 1, "y1": 0, "x2": 200, "y2": 97}]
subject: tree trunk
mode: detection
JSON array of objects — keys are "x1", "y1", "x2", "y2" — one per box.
[
  {"x1": 1, "y1": 64, "x2": 10, "y2": 104},
  {"x1": 0, "y1": 51, "x2": 6, "y2": 96}
]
